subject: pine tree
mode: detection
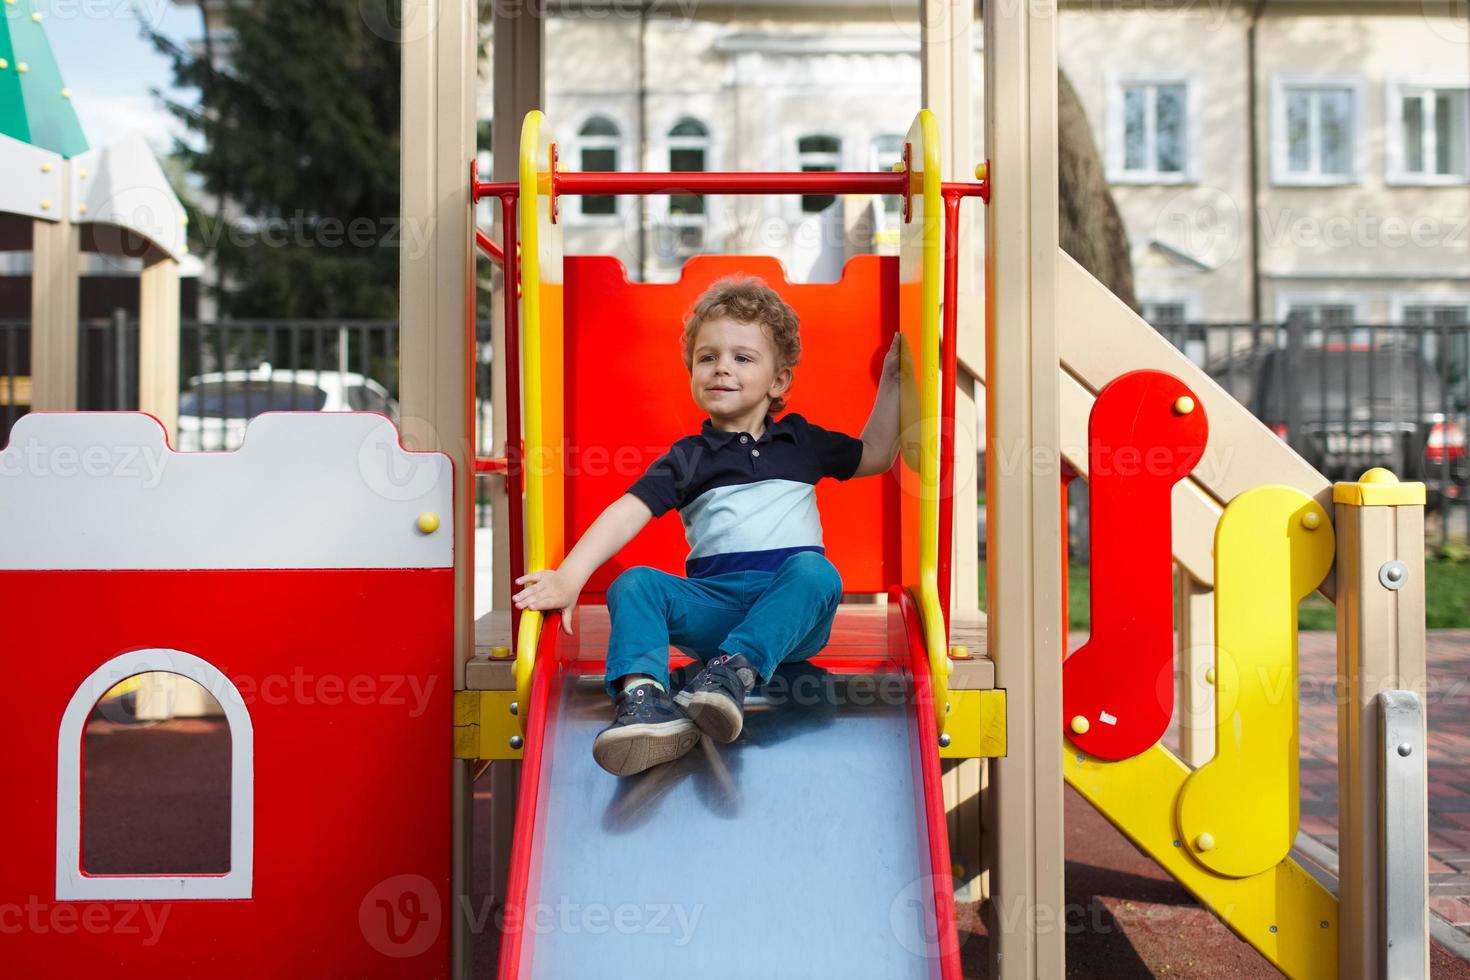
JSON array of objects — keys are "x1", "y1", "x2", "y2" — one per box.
[{"x1": 146, "y1": 0, "x2": 402, "y2": 318}]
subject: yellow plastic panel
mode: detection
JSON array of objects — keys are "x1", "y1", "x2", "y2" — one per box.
[
  {"x1": 938, "y1": 689, "x2": 1006, "y2": 758},
  {"x1": 1331, "y1": 467, "x2": 1426, "y2": 507},
  {"x1": 1066, "y1": 746, "x2": 1337, "y2": 979},
  {"x1": 897, "y1": 109, "x2": 947, "y2": 733},
  {"x1": 1176, "y1": 486, "x2": 1334, "y2": 878},
  {"x1": 452, "y1": 691, "x2": 525, "y2": 761},
  {"x1": 514, "y1": 110, "x2": 567, "y2": 728}
]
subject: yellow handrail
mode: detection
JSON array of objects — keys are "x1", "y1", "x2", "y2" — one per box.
[
  {"x1": 513, "y1": 110, "x2": 551, "y2": 728},
  {"x1": 904, "y1": 109, "x2": 950, "y2": 734}
]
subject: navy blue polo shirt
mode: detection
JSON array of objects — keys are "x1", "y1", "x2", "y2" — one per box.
[{"x1": 626, "y1": 412, "x2": 865, "y2": 578}]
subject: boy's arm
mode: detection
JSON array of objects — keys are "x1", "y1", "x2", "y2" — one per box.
[
  {"x1": 511, "y1": 493, "x2": 653, "y2": 634},
  {"x1": 854, "y1": 334, "x2": 903, "y2": 478}
]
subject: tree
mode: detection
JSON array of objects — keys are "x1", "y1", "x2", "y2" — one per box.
[
  {"x1": 146, "y1": 0, "x2": 401, "y2": 318},
  {"x1": 1058, "y1": 69, "x2": 1137, "y2": 310}
]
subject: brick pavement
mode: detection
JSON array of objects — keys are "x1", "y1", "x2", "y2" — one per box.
[{"x1": 1295, "y1": 629, "x2": 1470, "y2": 940}]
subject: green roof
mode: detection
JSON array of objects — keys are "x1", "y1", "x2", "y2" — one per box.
[{"x1": 0, "y1": 0, "x2": 88, "y2": 157}]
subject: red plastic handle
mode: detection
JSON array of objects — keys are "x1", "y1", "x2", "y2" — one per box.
[{"x1": 1062, "y1": 370, "x2": 1208, "y2": 760}]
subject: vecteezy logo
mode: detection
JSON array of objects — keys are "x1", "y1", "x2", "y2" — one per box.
[
  {"x1": 889, "y1": 874, "x2": 961, "y2": 960},
  {"x1": 356, "y1": 418, "x2": 443, "y2": 502},
  {"x1": 359, "y1": 873, "x2": 442, "y2": 958}
]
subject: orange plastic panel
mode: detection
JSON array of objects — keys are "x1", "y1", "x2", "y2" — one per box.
[{"x1": 562, "y1": 254, "x2": 901, "y2": 597}]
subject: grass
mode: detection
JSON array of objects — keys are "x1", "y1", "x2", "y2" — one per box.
[
  {"x1": 977, "y1": 560, "x2": 1092, "y2": 632},
  {"x1": 1299, "y1": 555, "x2": 1470, "y2": 631},
  {"x1": 978, "y1": 556, "x2": 1470, "y2": 633}
]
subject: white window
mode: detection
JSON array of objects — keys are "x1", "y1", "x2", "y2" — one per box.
[
  {"x1": 870, "y1": 134, "x2": 906, "y2": 235},
  {"x1": 1272, "y1": 76, "x2": 1363, "y2": 185},
  {"x1": 1402, "y1": 303, "x2": 1470, "y2": 327},
  {"x1": 659, "y1": 117, "x2": 711, "y2": 253},
  {"x1": 667, "y1": 117, "x2": 709, "y2": 220},
  {"x1": 1142, "y1": 300, "x2": 1189, "y2": 327},
  {"x1": 573, "y1": 115, "x2": 621, "y2": 221},
  {"x1": 57, "y1": 649, "x2": 254, "y2": 900},
  {"x1": 475, "y1": 118, "x2": 495, "y2": 230},
  {"x1": 1275, "y1": 291, "x2": 1368, "y2": 347},
  {"x1": 1107, "y1": 77, "x2": 1196, "y2": 183},
  {"x1": 1387, "y1": 81, "x2": 1470, "y2": 184},
  {"x1": 797, "y1": 134, "x2": 842, "y2": 214}
]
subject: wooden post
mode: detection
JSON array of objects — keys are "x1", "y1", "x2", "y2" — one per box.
[
  {"x1": 30, "y1": 164, "x2": 79, "y2": 412},
  {"x1": 1175, "y1": 565, "x2": 1215, "y2": 766},
  {"x1": 1333, "y1": 468, "x2": 1428, "y2": 977},
  {"x1": 400, "y1": 0, "x2": 476, "y2": 974},
  {"x1": 138, "y1": 251, "x2": 180, "y2": 438},
  {"x1": 984, "y1": 0, "x2": 1066, "y2": 973}
]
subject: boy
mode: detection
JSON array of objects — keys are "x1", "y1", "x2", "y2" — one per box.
[{"x1": 512, "y1": 276, "x2": 902, "y2": 776}]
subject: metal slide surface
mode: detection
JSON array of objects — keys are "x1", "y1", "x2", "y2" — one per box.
[{"x1": 503, "y1": 621, "x2": 952, "y2": 980}]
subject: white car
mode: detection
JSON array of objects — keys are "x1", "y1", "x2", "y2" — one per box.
[{"x1": 176, "y1": 366, "x2": 399, "y2": 451}]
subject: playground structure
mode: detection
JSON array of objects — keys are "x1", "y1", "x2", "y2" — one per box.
[
  {"x1": 0, "y1": 2, "x2": 1434, "y2": 979},
  {"x1": 0, "y1": 0, "x2": 189, "y2": 431}
]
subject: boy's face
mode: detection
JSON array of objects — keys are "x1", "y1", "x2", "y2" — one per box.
[{"x1": 689, "y1": 316, "x2": 791, "y2": 425}]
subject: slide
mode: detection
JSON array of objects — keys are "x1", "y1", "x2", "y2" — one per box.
[{"x1": 497, "y1": 602, "x2": 961, "y2": 980}]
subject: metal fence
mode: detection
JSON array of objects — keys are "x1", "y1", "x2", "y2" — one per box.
[
  {"x1": 0, "y1": 316, "x2": 501, "y2": 527},
  {"x1": 0, "y1": 319, "x2": 28, "y2": 445},
  {"x1": 8, "y1": 315, "x2": 1462, "y2": 547},
  {"x1": 1156, "y1": 320, "x2": 1469, "y2": 550}
]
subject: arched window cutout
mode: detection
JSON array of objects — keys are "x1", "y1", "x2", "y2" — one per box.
[
  {"x1": 83, "y1": 672, "x2": 231, "y2": 875},
  {"x1": 57, "y1": 649, "x2": 254, "y2": 900}
]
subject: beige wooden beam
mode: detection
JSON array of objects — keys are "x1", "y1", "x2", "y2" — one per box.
[
  {"x1": 138, "y1": 252, "x2": 180, "y2": 439},
  {"x1": 1333, "y1": 471, "x2": 1428, "y2": 977},
  {"x1": 984, "y1": 0, "x2": 1066, "y2": 973},
  {"x1": 1056, "y1": 255, "x2": 1330, "y2": 513},
  {"x1": 1174, "y1": 565, "x2": 1215, "y2": 767},
  {"x1": 30, "y1": 169, "x2": 79, "y2": 412},
  {"x1": 400, "y1": 1, "x2": 477, "y2": 976}
]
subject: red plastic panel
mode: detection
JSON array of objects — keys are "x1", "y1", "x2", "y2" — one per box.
[
  {"x1": 0, "y1": 567, "x2": 454, "y2": 977},
  {"x1": 561, "y1": 255, "x2": 902, "y2": 597},
  {"x1": 1062, "y1": 370, "x2": 1208, "y2": 760}
]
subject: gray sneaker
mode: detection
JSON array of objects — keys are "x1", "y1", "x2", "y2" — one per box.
[
  {"x1": 592, "y1": 684, "x2": 700, "y2": 777},
  {"x1": 674, "y1": 654, "x2": 756, "y2": 744}
]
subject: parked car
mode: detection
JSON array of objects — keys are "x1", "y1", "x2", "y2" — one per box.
[
  {"x1": 176, "y1": 366, "x2": 399, "y2": 451},
  {"x1": 1206, "y1": 345, "x2": 1468, "y2": 504}
]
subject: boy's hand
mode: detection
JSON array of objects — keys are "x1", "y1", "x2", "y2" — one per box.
[
  {"x1": 881, "y1": 333, "x2": 903, "y2": 383},
  {"x1": 512, "y1": 568, "x2": 580, "y2": 635}
]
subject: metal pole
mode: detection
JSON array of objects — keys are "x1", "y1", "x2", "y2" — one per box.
[{"x1": 1378, "y1": 690, "x2": 1428, "y2": 980}]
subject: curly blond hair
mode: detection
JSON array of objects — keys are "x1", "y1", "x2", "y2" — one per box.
[{"x1": 681, "y1": 276, "x2": 802, "y2": 414}]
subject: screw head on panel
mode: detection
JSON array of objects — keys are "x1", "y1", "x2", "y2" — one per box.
[
  {"x1": 509, "y1": 735, "x2": 523, "y2": 750},
  {"x1": 1379, "y1": 560, "x2": 1408, "y2": 591}
]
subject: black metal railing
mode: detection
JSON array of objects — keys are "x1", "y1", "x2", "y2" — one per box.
[
  {"x1": 0, "y1": 319, "x2": 29, "y2": 445},
  {"x1": 1156, "y1": 320, "x2": 1469, "y2": 550}
]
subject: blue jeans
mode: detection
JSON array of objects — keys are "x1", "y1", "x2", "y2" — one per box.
[{"x1": 604, "y1": 551, "x2": 844, "y2": 696}]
